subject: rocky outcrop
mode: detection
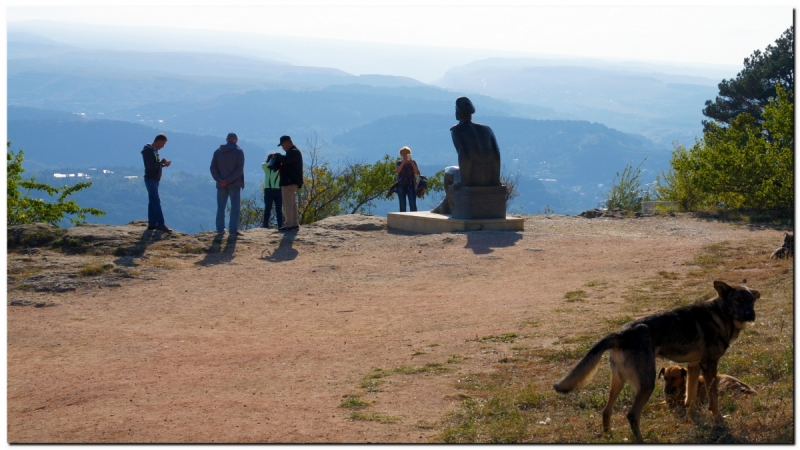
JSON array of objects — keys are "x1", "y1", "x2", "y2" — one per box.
[
  {"x1": 307, "y1": 214, "x2": 386, "y2": 231},
  {"x1": 7, "y1": 215, "x2": 390, "y2": 294},
  {"x1": 579, "y1": 209, "x2": 629, "y2": 219}
]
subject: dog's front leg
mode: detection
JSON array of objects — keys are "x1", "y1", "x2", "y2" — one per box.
[
  {"x1": 701, "y1": 361, "x2": 723, "y2": 425},
  {"x1": 684, "y1": 364, "x2": 701, "y2": 410}
]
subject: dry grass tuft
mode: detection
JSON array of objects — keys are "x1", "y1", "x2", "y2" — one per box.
[{"x1": 436, "y1": 239, "x2": 793, "y2": 443}]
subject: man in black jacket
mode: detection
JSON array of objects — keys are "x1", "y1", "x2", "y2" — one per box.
[
  {"x1": 141, "y1": 133, "x2": 172, "y2": 232},
  {"x1": 277, "y1": 135, "x2": 303, "y2": 231}
]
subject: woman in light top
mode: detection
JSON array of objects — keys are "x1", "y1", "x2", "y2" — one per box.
[{"x1": 394, "y1": 146, "x2": 420, "y2": 212}]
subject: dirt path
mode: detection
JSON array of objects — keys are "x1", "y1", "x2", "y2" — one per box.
[{"x1": 6, "y1": 214, "x2": 786, "y2": 443}]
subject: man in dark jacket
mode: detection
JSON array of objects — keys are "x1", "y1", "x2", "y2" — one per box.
[
  {"x1": 210, "y1": 132, "x2": 245, "y2": 236},
  {"x1": 277, "y1": 135, "x2": 303, "y2": 232},
  {"x1": 141, "y1": 133, "x2": 172, "y2": 232}
]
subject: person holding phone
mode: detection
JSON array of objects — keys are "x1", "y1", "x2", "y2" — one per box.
[{"x1": 141, "y1": 133, "x2": 172, "y2": 233}]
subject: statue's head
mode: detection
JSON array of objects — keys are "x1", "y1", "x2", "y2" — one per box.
[{"x1": 455, "y1": 97, "x2": 475, "y2": 121}]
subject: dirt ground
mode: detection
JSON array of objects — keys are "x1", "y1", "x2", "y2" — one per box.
[{"x1": 6, "y1": 213, "x2": 789, "y2": 443}]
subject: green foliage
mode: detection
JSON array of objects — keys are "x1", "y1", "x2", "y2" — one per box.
[
  {"x1": 703, "y1": 26, "x2": 793, "y2": 131},
  {"x1": 7, "y1": 143, "x2": 105, "y2": 227},
  {"x1": 342, "y1": 154, "x2": 398, "y2": 214},
  {"x1": 294, "y1": 137, "x2": 446, "y2": 224},
  {"x1": 230, "y1": 187, "x2": 266, "y2": 230},
  {"x1": 298, "y1": 145, "x2": 348, "y2": 225},
  {"x1": 601, "y1": 158, "x2": 651, "y2": 211},
  {"x1": 657, "y1": 84, "x2": 793, "y2": 211}
]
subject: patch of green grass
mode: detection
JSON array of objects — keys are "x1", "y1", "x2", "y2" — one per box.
[
  {"x1": 350, "y1": 411, "x2": 401, "y2": 423},
  {"x1": 471, "y1": 333, "x2": 518, "y2": 344},
  {"x1": 412, "y1": 351, "x2": 427, "y2": 356},
  {"x1": 364, "y1": 368, "x2": 386, "y2": 379},
  {"x1": 434, "y1": 235, "x2": 793, "y2": 444},
  {"x1": 447, "y1": 354, "x2": 465, "y2": 364},
  {"x1": 541, "y1": 339, "x2": 595, "y2": 363},
  {"x1": 394, "y1": 363, "x2": 449, "y2": 375},
  {"x1": 584, "y1": 280, "x2": 608, "y2": 288},
  {"x1": 360, "y1": 379, "x2": 383, "y2": 393},
  {"x1": 563, "y1": 290, "x2": 587, "y2": 302},
  {"x1": 59, "y1": 237, "x2": 89, "y2": 253},
  {"x1": 78, "y1": 262, "x2": 114, "y2": 276},
  {"x1": 520, "y1": 319, "x2": 540, "y2": 328},
  {"x1": 339, "y1": 396, "x2": 369, "y2": 409},
  {"x1": 7, "y1": 267, "x2": 42, "y2": 281},
  {"x1": 427, "y1": 343, "x2": 440, "y2": 347},
  {"x1": 658, "y1": 271, "x2": 679, "y2": 279},
  {"x1": 605, "y1": 315, "x2": 634, "y2": 328},
  {"x1": 177, "y1": 244, "x2": 205, "y2": 254},
  {"x1": 13, "y1": 283, "x2": 34, "y2": 291}
]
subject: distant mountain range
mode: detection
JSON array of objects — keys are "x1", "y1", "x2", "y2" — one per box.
[
  {"x1": 435, "y1": 58, "x2": 719, "y2": 145},
  {"x1": 8, "y1": 28, "x2": 717, "y2": 219},
  {"x1": 8, "y1": 106, "x2": 268, "y2": 176}
]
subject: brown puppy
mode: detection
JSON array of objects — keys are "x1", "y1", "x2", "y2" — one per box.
[
  {"x1": 553, "y1": 281, "x2": 759, "y2": 442},
  {"x1": 658, "y1": 365, "x2": 756, "y2": 408}
]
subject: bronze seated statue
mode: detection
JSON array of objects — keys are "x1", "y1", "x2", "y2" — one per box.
[{"x1": 431, "y1": 97, "x2": 507, "y2": 220}]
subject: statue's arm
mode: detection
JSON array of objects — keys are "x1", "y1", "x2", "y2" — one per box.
[{"x1": 489, "y1": 128, "x2": 501, "y2": 157}]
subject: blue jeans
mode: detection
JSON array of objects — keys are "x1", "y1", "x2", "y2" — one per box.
[
  {"x1": 216, "y1": 186, "x2": 241, "y2": 233},
  {"x1": 397, "y1": 184, "x2": 417, "y2": 212},
  {"x1": 144, "y1": 177, "x2": 165, "y2": 227},
  {"x1": 264, "y1": 188, "x2": 283, "y2": 228}
]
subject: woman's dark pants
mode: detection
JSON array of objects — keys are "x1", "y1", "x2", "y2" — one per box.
[
  {"x1": 396, "y1": 184, "x2": 417, "y2": 212},
  {"x1": 264, "y1": 188, "x2": 284, "y2": 228}
]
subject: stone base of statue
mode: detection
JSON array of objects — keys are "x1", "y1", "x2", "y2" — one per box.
[
  {"x1": 451, "y1": 185, "x2": 507, "y2": 220},
  {"x1": 387, "y1": 211, "x2": 524, "y2": 234}
]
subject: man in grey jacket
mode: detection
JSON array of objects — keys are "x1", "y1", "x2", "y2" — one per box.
[{"x1": 210, "y1": 132, "x2": 245, "y2": 236}]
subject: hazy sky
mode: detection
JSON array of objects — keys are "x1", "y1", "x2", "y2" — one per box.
[{"x1": 6, "y1": 1, "x2": 794, "y2": 67}]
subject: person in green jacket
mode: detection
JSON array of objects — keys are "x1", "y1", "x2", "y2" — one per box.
[{"x1": 262, "y1": 153, "x2": 284, "y2": 229}]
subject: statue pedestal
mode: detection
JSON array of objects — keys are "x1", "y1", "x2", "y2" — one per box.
[
  {"x1": 451, "y1": 185, "x2": 507, "y2": 220},
  {"x1": 387, "y1": 212, "x2": 524, "y2": 234}
]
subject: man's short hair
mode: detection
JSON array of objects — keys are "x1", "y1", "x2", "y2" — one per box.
[{"x1": 154, "y1": 134, "x2": 168, "y2": 143}]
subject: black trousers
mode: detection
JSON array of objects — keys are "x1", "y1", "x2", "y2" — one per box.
[{"x1": 264, "y1": 188, "x2": 283, "y2": 228}]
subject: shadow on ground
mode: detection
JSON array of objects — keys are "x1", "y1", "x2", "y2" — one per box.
[
  {"x1": 196, "y1": 234, "x2": 238, "y2": 265},
  {"x1": 465, "y1": 231, "x2": 522, "y2": 255},
  {"x1": 261, "y1": 230, "x2": 299, "y2": 262}
]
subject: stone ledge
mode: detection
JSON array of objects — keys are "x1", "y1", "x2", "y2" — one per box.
[{"x1": 387, "y1": 212, "x2": 524, "y2": 234}]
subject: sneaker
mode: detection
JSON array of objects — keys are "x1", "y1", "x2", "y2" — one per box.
[
  {"x1": 234, "y1": 231, "x2": 245, "y2": 237},
  {"x1": 147, "y1": 225, "x2": 157, "y2": 230},
  {"x1": 156, "y1": 225, "x2": 173, "y2": 233}
]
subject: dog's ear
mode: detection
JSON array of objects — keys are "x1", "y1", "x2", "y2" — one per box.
[
  {"x1": 658, "y1": 367, "x2": 665, "y2": 379},
  {"x1": 751, "y1": 289, "x2": 761, "y2": 300},
  {"x1": 681, "y1": 367, "x2": 687, "y2": 377},
  {"x1": 713, "y1": 280, "x2": 733, "y2": 299}
]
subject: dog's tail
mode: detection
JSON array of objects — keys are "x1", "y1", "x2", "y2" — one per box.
[{"x1": 553, "y1": 333, "x2": 622, "y2": 393}]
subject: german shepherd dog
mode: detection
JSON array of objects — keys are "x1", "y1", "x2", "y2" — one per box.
[
  {"x1": 658, "y1": 365, "x2": 756, "y2": 409},
  {"x1": 553, "y1": 281, "x2": 759, "y2": 441}
]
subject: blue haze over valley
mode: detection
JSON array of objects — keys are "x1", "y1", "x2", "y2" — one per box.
[{"x1": 7, "y1": 20, "x2": 740, "y2": 233}]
